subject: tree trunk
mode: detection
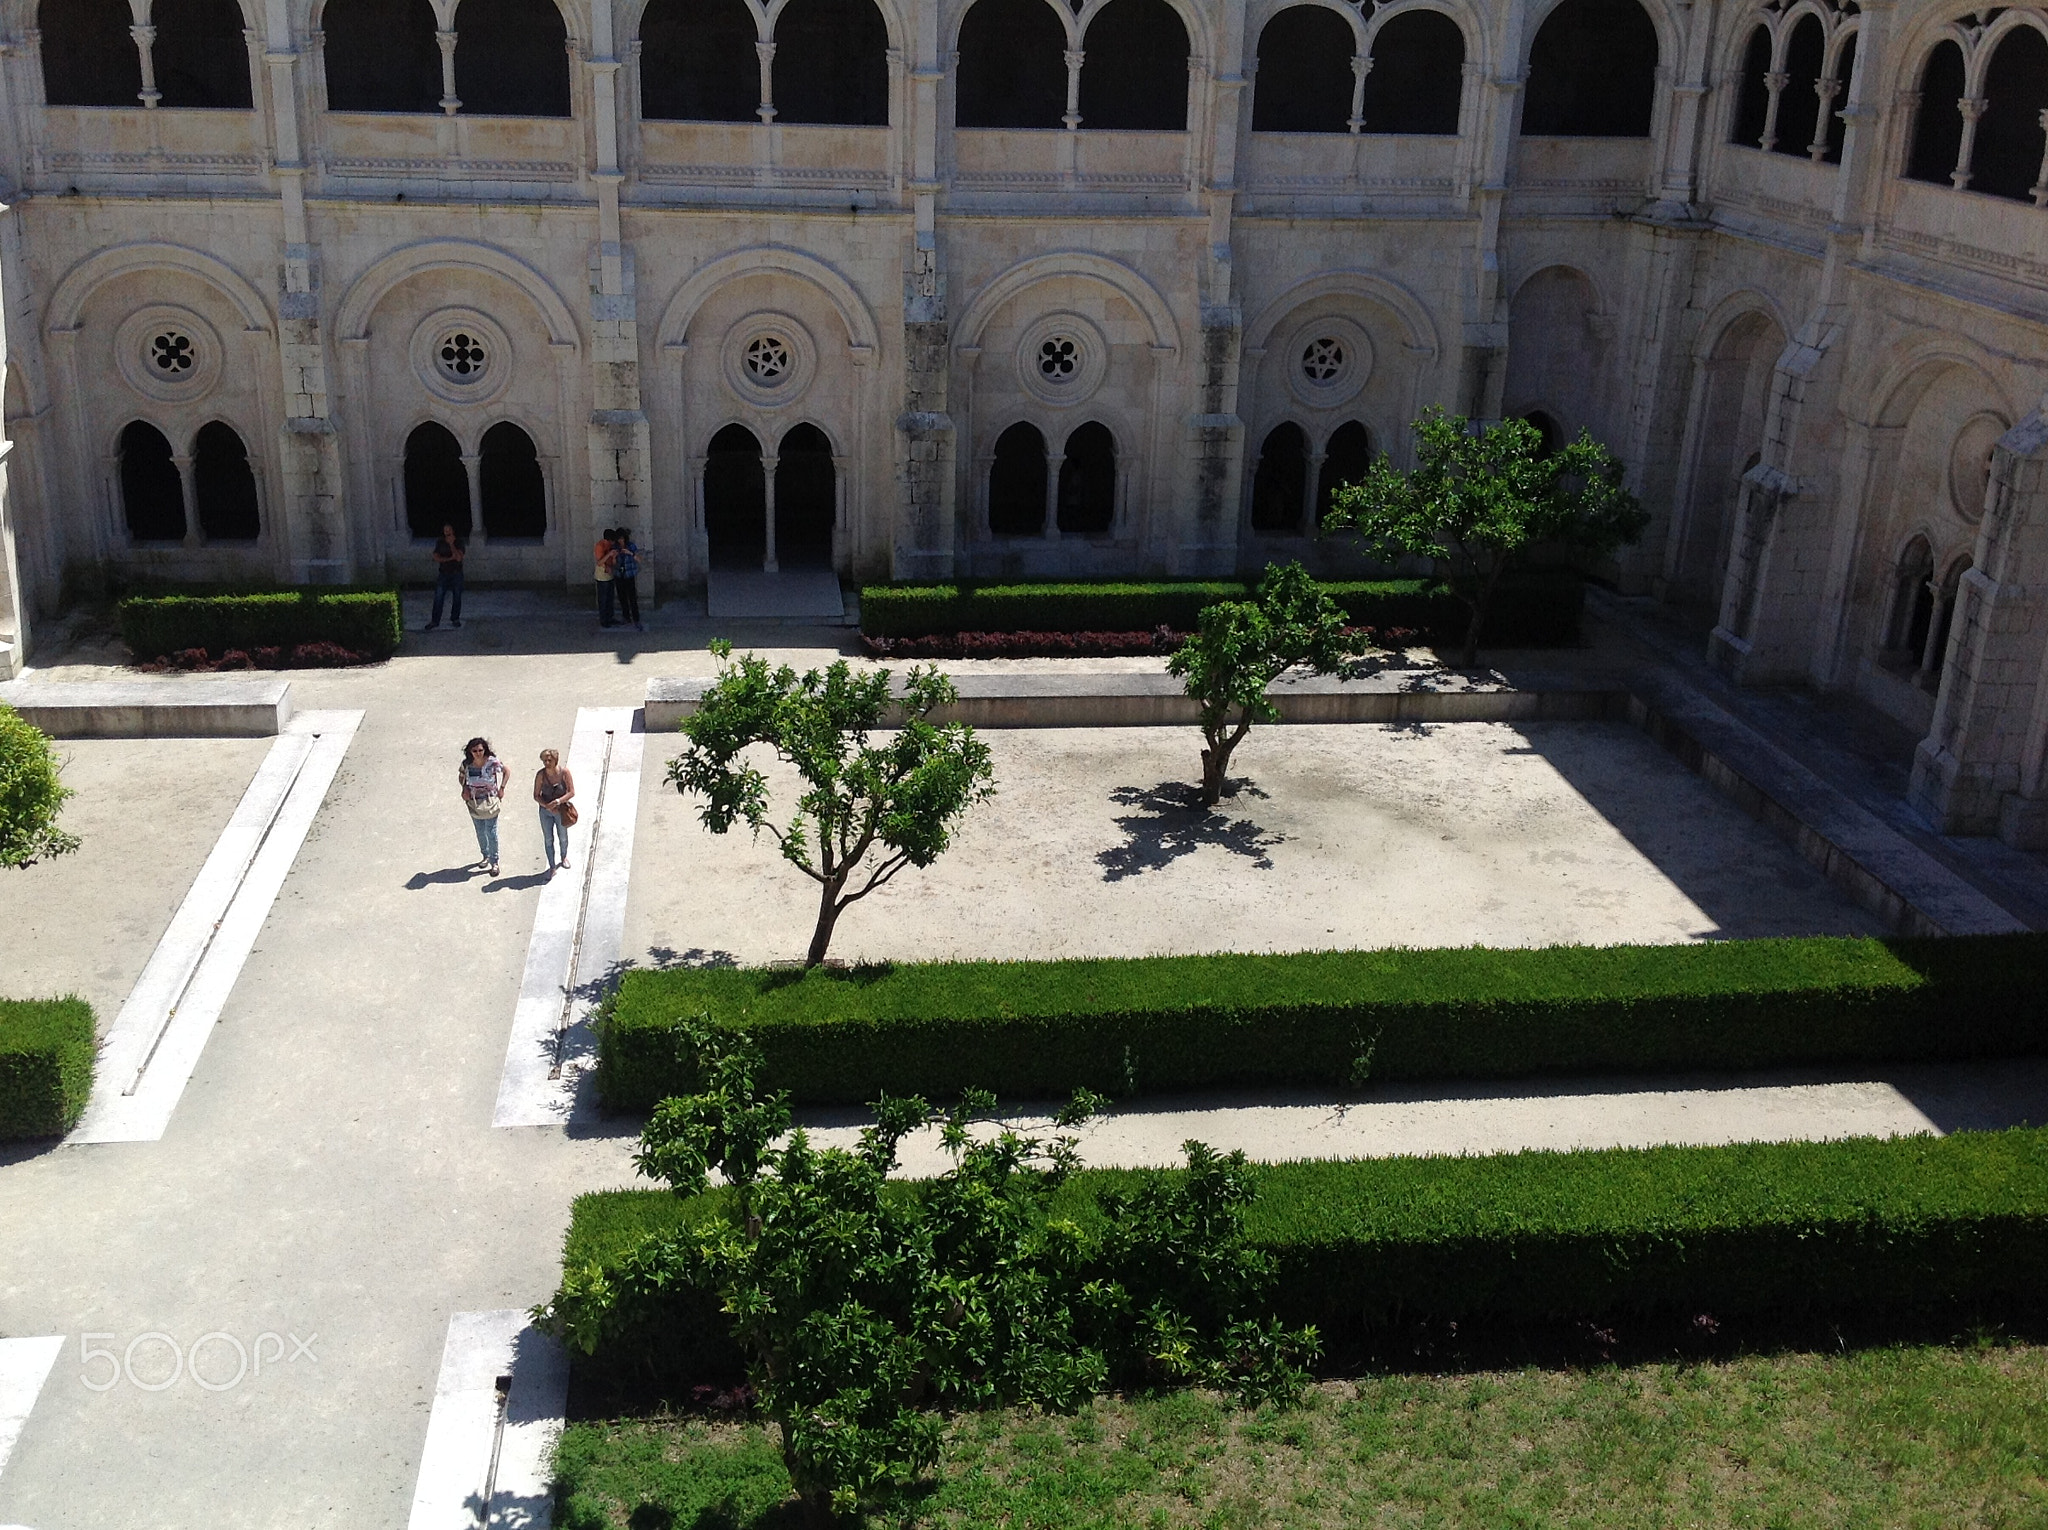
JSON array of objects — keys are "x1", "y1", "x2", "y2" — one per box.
[
  {"x1": 1459, "y1": 599, "x2": 1484, "y2": 668},
  {"x1": 1200, "y1": 731, "x2": 1235, "y2": 807},
  {"x1": 806, "y1": 875, "x2": 846, "y2": 967}
]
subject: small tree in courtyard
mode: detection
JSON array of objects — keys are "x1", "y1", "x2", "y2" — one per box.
[
  {"x1": 1324, "y1": 406, "x2": 1649, "y2": 666},
  {"x1": 0, "y1": 703, "x2": 79, "y2": 868},
  {"x1": 1167, "y1": 561, "x2": 1360, "y2": 807},
  {"x1": 541, "y1": 1021, "x2": 1316, "y2": 1528},
  {"x1": 669, "y1": 644, "x2": 994, "y2": 967}
]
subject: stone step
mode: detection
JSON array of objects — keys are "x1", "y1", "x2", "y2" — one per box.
[{"x1": 0, "y1": 676, "x2": 293, "y2": 737}]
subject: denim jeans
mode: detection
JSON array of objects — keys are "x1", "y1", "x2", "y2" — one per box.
[
  {"x1": 615, "y1": 576, "x2": 641, "y2": 625},
  {"x1": 470, "y1": 813, "x2": 500, "y2": 863},
  {"x1": 540, "y1": 805, "x2": 568, "y2": 865},
  {"x1": 431, "y1": 567, "x2": 464, "y2": 624},
  {"x1": 596, "y1": 578, "x2": 617, "y2": 626}
]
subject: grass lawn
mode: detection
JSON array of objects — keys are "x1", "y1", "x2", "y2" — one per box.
[{"x1": 552, "y1": 1341, "x2": 2048, "y2": 1528}]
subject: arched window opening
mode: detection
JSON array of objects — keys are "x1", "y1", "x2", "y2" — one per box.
[
  {"x1": 154, "y1": 0, "x2": 253, "y2": 108},
  {"x1": 640, "y1": 0, "x2": 759, "y2": 120},
  {"x1": 40, "y1": 0, "x2": 142, "y2": 107},
  {"x1": 1362, "y1": 10, "x2": 1464, "y2": 134},
  {"x1": 775, "y1": 423, "x2": 837, "y2": 567},
  {"x1": 479, "y1": 422, "x2": 546, "y2": 539},
  {"x1": 955, "y1": 0, "x2": 1067, "y2": 128},
  {"x1": 1928, "y1": 557, "x2": 1971, "y2": 678},
  {"x1": 1972, "y1": 28, "x2": 2048, "y2": 200},
  {"x1": 1887, "y1": 536, "x2": 1934, "y2": 657},
  {"x1": 1522, "y1": 410, "x2": 1564, "y2": 455},
  {"x1": 1521, "y1": 0, "x2": 1657, "y2": 137},
  {"x1": 453, "y1": 0, "x2": 570, "y2": 116},
  {"x1": 1252, "y1": 6, "x2": 1355, "y2": 133},
  {"x1": 1730, "y1": 25, "x2": 1772, "y2": 147},
  {"x1": 1077, "y1": 0, "x2": 1189, "y2": 131},
  {"x1": 1772, "y1": 15, "x2": 1825, "y2": 157},
  {"x1": 772, "y1": 0, "x2": 888, "y2": 124},
  {"x1": 705, "y1": 424, "x2": 767, "y2": 567},
  {"x1": 1057, "y1": 422, "x2": 1116, "y2": 535},
  {"x1": 1820, "y1": 34, "x2": 1856, "y2": 161},
  {"x1": 323, "y1": 0, "x2": 440, "y2": 112},
  {"x1": 120, "y1": 422, "x2": 185, "y2": 542},
  {"x1": 193, "y1": 422, "x2": 259, "y2": 540},
  {"x1": 1906, "y1": 41, "x2": 1967, "y2": 184},
  {"x1": 989, "y1": 422, "x2": 1047, "y2": 535},
  {"x1": 1315, "y1": 420, "x2": 1374, "y2": 521},
  {"x1": 1250, "y1": 422, "x2": 1309, "y2": 534},
  {"x1": 404, "y1": 422, "x2": 470, "y2": 540}
]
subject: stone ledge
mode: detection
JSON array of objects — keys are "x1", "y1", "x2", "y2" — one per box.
[{"x1": 0, "y1": 677, "x2": 294, "y2": 738}]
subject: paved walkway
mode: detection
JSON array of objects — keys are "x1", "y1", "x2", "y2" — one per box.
[{"x1": 1, "y1": 601, "x2": 2043, "y2": 1528}]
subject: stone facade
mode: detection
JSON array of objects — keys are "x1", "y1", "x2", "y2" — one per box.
[{"x1": 0, "y1": 0, "x2": 2044, "y2": 835}]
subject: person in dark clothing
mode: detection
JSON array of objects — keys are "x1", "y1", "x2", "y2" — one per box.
[
  {"x1": 613, "y1": 527, "x2": 644, "y2": 631},
  {"x1": 426, "y1": 524, "x2": 465, "y2": 630}
]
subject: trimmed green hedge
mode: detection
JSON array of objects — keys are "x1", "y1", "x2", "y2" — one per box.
[
  {"x1": 559, "y1": 1127, "x2": 2048, "y2": 1394},
  {"x1": 597, "y1": 934, "x2": 2048, "y2": 1111},
  {"x1": 119, "y1": 589, "x2": 402, "y2": 660},
  {"x1": 856, "y1": 576, "x2": 1583, "y2": 647},
  {"x1": 0, "y1": 997, "x2": 94, "y2": 1139}
]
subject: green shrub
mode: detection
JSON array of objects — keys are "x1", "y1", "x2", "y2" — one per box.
[
  {"x1": 0, "y1": 704, "x2": 79, "y2": 868},
  {"x1": 598, "y1": 934, "x2": 2048, "y2": 1110},
  {"x1": 856, "y1": 575, "x2": 1582, "y2": 646},
  {"x1": 118, "y1": 589, "x2": 402, "y2": 660},
  {"x1": 0, "y1": 997, "x2": 95, "y2": 1139},
  {"x1": 557, "y1": 1127, "x2": 2048, "y2": 1397}
]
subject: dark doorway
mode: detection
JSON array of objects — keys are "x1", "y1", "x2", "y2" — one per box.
[
  {"x1": 1730, "y1": 25, "x2": 1770, "y2": 147},
  {"x1": 120, "y1": 421, "x2": 185, "y2": 542},
  {"x1": 479, "y1": 421, "x2": 546, "y2": 539},
  {"x1": 956, "y1": 0, "x2": 1067, "y2": 128},
  {"x1": 1521, "y1": 0, "x2": 1657, "y2": 137},
  {"x1": 1522, "y1": 409, "x2": 1564, "y2": 455},
  {"x1": 640, "y1": 0, "x2": 759, "y2": 120},
  {"x1": 775, "y1": 424, "x2": 837, "y2": 566},
  {"x1": 705, "y1": 423, "x2": 767, "y2": 567},
  {"x1": 772, "y1": 0, "x2": 888, "y2": 124},
  {"x1": 1057, "y1": 421, "x2": 1116, "y2": 534},
  {"x1": 404, "y1": 421, "x2": 471, "y2": 539},
  {"x1": 1252, "y1": 6, "x2": 1354, "y2": 133},
  {"x1": 1773, "y1": 15, "x2": 1824, "y2": 157},
  {"x1": 989, "y1": 422, "x2": 1047, "y2": 535},
  {"x1": 194, "y1": 421, "x2": 260, "y2": 540},
  {"x1": 454, "y1": 0, "x2": 571, "y2": 115},
  {"x1": 40, "y1": 0, "x2": 141, "y2": 106},
  {"x1": 1251, "y1": 422, "x2": 1308, "y2": 533},
  {"x1": 1316, "y1": 420, "x2": 1373, "y2": 521},
  {"x1": 1974, "y1": 28, "x2": 2048, "y2": 200},
  {"x1": 323, "y1": 0, "x2": 440, "y2": 112},
  {"x1": 154, "y1": 0, "x2": 253, "y2": 108},
  {"x1": 1077, "y1": 0, "x2": 1188, "y2": 130},
  {"x1": 1906, "y1": 42, "x2": 1967, "y2": 184},
  {"x1": 1362, "y1": 10, "x2": 1464, "y2": 133}
]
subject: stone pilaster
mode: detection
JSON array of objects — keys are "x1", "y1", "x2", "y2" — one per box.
[
  {"x1": 1910, "y1": 411, "x2": 2048, "y2": 839},
  {"x1": 894, "y1": 240, "x2": 955, "y2": 581},
  {"x1": 1178, "y1": 302, "x2": 1241, "y2": 576}
]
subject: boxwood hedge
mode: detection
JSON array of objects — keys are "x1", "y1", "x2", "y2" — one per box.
[
  {"x1": 0, "y1": 997, "x2": 94, "y2": 1139},
  {"x1": 597, "y1": 934, "x2": 2048, "y2": 1111},
  {"x1": 556, "y1": 1127, "x2": 2048, "y2": 1396},
  {"x1": 856, "y1": 575, "x2": 1583, "y2": 647},
  {"x1": 119, "y1": 589, "x2": 402, "y2": 661}
]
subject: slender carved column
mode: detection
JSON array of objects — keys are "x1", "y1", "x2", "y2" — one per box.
[
  {"x1": 1951, "y1": 96, "x2": 1986, "y2": 189},
  {"x1": 438, "y1": 28, "x2": 459, "y2": 115}
]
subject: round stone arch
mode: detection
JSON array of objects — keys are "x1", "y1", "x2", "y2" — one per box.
[
  {"x1": 1243, "y1": 270, "x2": 1440, "y2": 362},
  {"x1": 1689, "y1": 287, "x2": 1792, "y2": 366},
  {"x1": 656, "y1": 246, "x2": 881, "y2": 356},
  {"x1": 1360, "y1": 0, "x2": 1486, "y2": 74},
  {"x1": 955, "y1": 252, "x2": 1181, "y2": 354},
  {"x1": 336, "y1": 240, "x2": 581, "y2": 349},
  {"x1": 1521, "y1": 0, "x2": 1680, "y2": 83},
  {"x1": 1244, "y1": 0, "x2": 1367, "y2": 56},
  {"x1": 1071, "y1": 0, "x2": 1212, "y2": 69},
  {"x1": 46, "y1": 242, "x2": 272, "y2": 337}
]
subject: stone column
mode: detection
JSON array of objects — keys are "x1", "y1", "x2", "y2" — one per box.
[
  {"x1": 762, "y1": 452, "x2": 779, "y2": 573},
  {"x1": 1910, "y1": 410, "x2": 2048, "y2": 840},
  {"x1": 173, "y1": 451, "x2": 199, "y2": 546},
  {"x1": 0, "y1": 441, "x2": 23, "y2": 678},
  {"x1": 460, "y1": 452, "x2": 483, "y2": 545},
  {"x1": 1043, "y1": 450, "x2": 1063, "y2": 540}
]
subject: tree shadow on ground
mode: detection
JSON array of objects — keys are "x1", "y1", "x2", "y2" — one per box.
[
  {"x1": 646, "y1": 945, "x2": 742, "y2": 970},
  {"x1": 1097, "y1": 780, "x2": 1286, "y2": 881}
]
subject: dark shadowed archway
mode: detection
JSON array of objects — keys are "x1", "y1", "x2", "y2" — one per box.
[
  {"x1": 194, "y1": 421, "x2": 260, "y2": 540},
  {"x1": 155, "y1": 0, "x2": 254, "y2": 108},
  {"x1": 121, "y1": 422, "x2": 185, "y2": 542},
  {"x1": 479, "y1": 421, "x2": 547, "y2": 539},
  {"x1": 40, "y1": 0, "x2": 142, "y2": 106},
  {"x1": 323, "y1": 0, "x2": 440, "y2": 112},
  {"x1": 1251, "y1": 422, "x2": 1309, "y2": 533},
  {"x1": 1362, "y1": 10, "x2": 1463, "y2": 133},
  {"x1": 705, "y1": 424, "x2": 767, "y2": 566},
  {"x1": 404, "y1": 421, "x2": 470, "y2": 538},
  {"x1": 773, "y1": 0, "x2": 889, "y2": 124},
  {"x1": 775, "y1": 423, "x2": 837, "y2": 566},
  {"x1": 989, "y1": 422, "x2": 1048, "y2": 535},
  {"x1": 1521, "y1": 0, "x2": 1657, "y2": 136},
  {"x1": 1078, "y1": 0, "x2": 1189, "y2": 129},
  {"x1": 453, "y1": 0, "x2": 570, "y2": 116},
  {"x1": 1057, "y1": 422, "x2": 1116, "y2": 534},
  {"x1": 956, "y1": 0, "x2": 1067, "y2": 127},
  {"x1": 1252, "y1": 6, "x2": 1354, "y2": 133},
  {"x1": 640, "y1": 0, "x2": 759, "y2": 119}
]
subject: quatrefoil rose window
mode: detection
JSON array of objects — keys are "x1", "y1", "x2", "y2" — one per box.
[
  {"x1": 436, "y1": 331, "x2": 488, "y2": 383},
  {"x1": 1037, "y1": 336, "x2": 1081, "y2": 383},
  {"x1": 149, "y1": 331, "x2": 195, "y2": 376}
]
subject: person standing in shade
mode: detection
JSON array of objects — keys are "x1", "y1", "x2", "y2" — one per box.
[
  {"x1": 458, "y1": 736, "x2": 506, "y2": 876},
  {"x1": 426, "y1": 523, "x2": 465, "y2": 630},
  {"x1": 593, "y1": 528, "x2": 617, "y2": 628},
  {"x1": 533, "y1": 747, "x2": 576, "y2": 875},
  {"x1": 612, "y1": 527, "x2": 644, "y2": 631}
]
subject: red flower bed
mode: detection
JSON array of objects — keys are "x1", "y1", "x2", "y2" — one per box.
[
  {"x1": 860, "y1": 625, "x2": 1416, "y2": 661},
  {"x1": 135, "y1": 640, "x2": 379, "y2": 673}
]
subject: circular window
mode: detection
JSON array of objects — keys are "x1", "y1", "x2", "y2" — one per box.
[
  {"x1": 116, "y1": 306, "x2": 223, "y2": 402},
  {"x1": 1017, "y1": 314, "x2": 1108, "y2": 407},
  {"x1": 743, "y1": 335, "x2": 794, "y2": 387},
  {"x1": 436, "y1": 330, "x2": 488, "y2": 382},
  {"x1": 1285, "y1": 317, "x2": 1371, "y2": 408}
]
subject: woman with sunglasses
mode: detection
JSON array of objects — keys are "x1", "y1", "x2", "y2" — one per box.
[{"x1": 458, "y1": 736, "x2": 507, "y2": 876}]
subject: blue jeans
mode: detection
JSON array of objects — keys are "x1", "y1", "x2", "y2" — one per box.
[
  {"x1": 596, "y1": 578, "x2": 616, "y2": 626},
  {"x1": 471, "y1": 813, "x2": 499, "y2": 864},
  {"x1": 432, "y1": 567, "x2": 464, "y2": 624},
  {"x1": 540, "y1": 805, "x2": 568, "y2": 865}
]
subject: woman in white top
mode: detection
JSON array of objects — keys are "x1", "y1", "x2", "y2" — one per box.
[
  {"x1": 458, "y1": 737, "x2": 507, "y2": 876},
  {"x1": 534, "y1": 748, "x2": 576, "y2": 875}
]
